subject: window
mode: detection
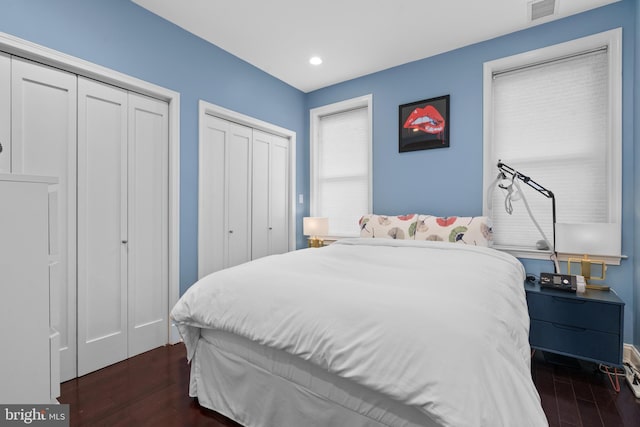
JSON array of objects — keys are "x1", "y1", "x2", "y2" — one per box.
[
  {"x1": 483, "y1": 29, "x2": 622, "y2": 261},
  {"x1": 310, "y1": 95, "x2": 372, "y2": 236}
]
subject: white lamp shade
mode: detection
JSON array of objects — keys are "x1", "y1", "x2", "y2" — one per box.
[
  {"x1": 303, "y1": 217, "x2": 329, "y2": 236},
  {"x1": 555, "y1": 222, "x2": 621, "y2": 257}
]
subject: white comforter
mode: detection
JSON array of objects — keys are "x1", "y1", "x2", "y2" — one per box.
[{"x1": 172, "y1": 238, "x2": 548, "y2": 427}]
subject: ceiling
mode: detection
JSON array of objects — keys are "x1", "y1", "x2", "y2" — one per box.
[{"x1": 132, "y1": 0, "x2": 619, "y2": 93}]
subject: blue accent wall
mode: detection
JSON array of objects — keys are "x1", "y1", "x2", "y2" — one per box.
[
  {"x1": 0, "y1": 0, "x2": 306, "y2": 295},
  {"x1": 635, "y1": 0, "x2": 640, "y2": 350},
  {"x1": 307, "y1": 0, "x2": 638, "y2": 344},
  {"x1": 0, "y1": 0, "x2": 638, "y2": 346}
]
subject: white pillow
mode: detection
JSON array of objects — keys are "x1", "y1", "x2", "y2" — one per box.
[
  {"x1": 358, "y1": 214, "x2": 418, "y2": 239},
  {"x1": 414, "y1": 215, "x2": 493, "y2": 246}
]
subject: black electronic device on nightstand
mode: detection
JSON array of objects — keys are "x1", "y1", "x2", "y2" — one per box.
[{"x1": 539, "y1": 272, "x2": 576, "y2": 292}]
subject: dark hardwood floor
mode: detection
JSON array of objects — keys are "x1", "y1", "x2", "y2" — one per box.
[
  {"x1": 531, "y1": 351, "x2": 640, "y2": 427},
  {"x1": 59, "y1": 344, "x2": 640, "y2": 426},
  {"x1": 59, "y1": 344, "x2": 241, "y2": 427}
]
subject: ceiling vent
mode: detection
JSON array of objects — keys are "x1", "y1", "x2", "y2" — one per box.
[{"x1": 530, "y1": 0, "x2": 556, "y2": 21}]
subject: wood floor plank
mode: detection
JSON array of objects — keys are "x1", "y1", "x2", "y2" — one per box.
[
  {"x1": 555, "y1": 380, "x2": 582, "y2": 426},
  {"x1": 576, "y1": 398, "x2": 603, "y2": 427},
  {"x1": 614, "y1": 385, "x2": 640, "y2": 427}
]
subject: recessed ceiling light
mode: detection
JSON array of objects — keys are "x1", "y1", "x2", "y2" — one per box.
[{"x1": 309, "y1": 56, "x2": 323, "y2": 66}]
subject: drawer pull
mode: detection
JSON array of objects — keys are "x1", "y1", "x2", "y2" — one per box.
[
  {"x1": 552, "y1": 323, "x2": 586, "y2": 332},
  {"x1": 552, "y1": 297, "x2": 586, "y2": 304}
]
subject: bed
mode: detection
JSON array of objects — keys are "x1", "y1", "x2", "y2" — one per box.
[{"x1": 171, "y1": 215, "x2": 548, "y2": 427}]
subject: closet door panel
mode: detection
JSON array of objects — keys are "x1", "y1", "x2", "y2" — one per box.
[
  {"x1": 0, "y1": 53, "x2": 9, "y2": 173},
  {"x1": 226, "y1": 123, "x2": 252, "y2": 268},
  {"x1": 77, "y1": 78, "x2": 128, "y2": 376},
  {"x1": 11, "y1": 58, "x2": 77, "y2": 382},
  {"x1": 270, "y1": 136, "x2": 290, "y2": 255},
  {"x1": 251, "y1": 132, "x2": 270, "y2": 260},
  {"x1": 127, "y1": 93, "x2": 169, "y2": 357},
  {"x1": 198, "y1": 115, "x2": 227, "y2": 278}
]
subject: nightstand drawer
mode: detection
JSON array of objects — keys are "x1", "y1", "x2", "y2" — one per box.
[
  {"x1": 530, "y1": 319, "x2": 621, "y2": 365},
  {"x1": 527, "y1": 292, "x2": 621, "y2": 334}
]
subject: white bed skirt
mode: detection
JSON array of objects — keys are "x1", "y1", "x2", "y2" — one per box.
[{"x1": 190, "y1": 329, "x2": 439, "y2": 427}]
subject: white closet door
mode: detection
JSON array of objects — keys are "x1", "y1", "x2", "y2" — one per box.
[
  {"x1": 77, "y1": 78, "x2": 128, "y2": 376},
  {"x1": 200, "y1": 119, "x2": 290, "y2": 273},
  {"x1": 252, "y1": 130, "x2": 289, "y2": 259},
  {"x1": 11, "y1": 58, "x2": 77, "y2": 382},
  {"x1": 0, "y1": 53, "x2": 9, "y2": 173},
  {"x1": 251, "y1": 131, "x2": 271, "y2": 260},
  {"x1": 199, "y1": 115, "x2": 227, "y2": 278},
  {"x1": 226, "y1": 123, "x2": 252, "y2": 268},
  {"x1": 269, "y1": 135, "x2": 290, "y2": 255},
  {"x1": 127, "y1": 93, "x2": 169, "y2": 357}
]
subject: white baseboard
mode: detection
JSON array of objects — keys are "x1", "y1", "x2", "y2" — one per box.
[{"x1": 170, "y1": 322, "x2": 182, "y2": 345}]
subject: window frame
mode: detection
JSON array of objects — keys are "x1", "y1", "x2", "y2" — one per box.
[
  {"x1": 309, "y1": 94, "x2": 373, "y2": 237},
  {"x1": 482, "y1": 28, "x2": 622, "y2": 264}
]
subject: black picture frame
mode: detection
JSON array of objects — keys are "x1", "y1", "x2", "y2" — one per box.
[{"x1": 398, "y1": 95, "x2": 450, "y2": 152}]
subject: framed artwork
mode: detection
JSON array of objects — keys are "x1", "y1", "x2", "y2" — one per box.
[{"x1": 398, "y1": 95, "x2": 450, "y2": 152}]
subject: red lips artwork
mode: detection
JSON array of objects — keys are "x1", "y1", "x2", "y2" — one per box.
[{"x1": 403, "y1": 105, "x2": 445, "y2": 135}]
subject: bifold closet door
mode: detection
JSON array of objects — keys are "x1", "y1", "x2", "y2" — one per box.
[
  {"x1": 252, "y1": 130, "x2": 289, "y2": 260},
  {"x1": 268, "y1": 135, "x2": 290, "y2": 255},
  {"x1": 251, "y1": 132, "x2": 270, "y2": 259},
  {"x1": 127, "y1": 92, "x2": 169, "y2": 358},
  {"x1": 199, "y1": 115, "x2": 252, "y2": 278},
  {"x1": 11, "y1": 58, "x2": 77, "y2": 382},
  {"x1": 8, "y1": 56, "x2": 169, "y2": 379},
  {"x1": 199, "y1": 115, "x2": 227, "y2": 278},
  {"x1": 226, "y1": 123, "x2": 252, "y2": 268},
  {"x1": 77, "y1": 78, "x2": 128, "y2": 376},
  {"x1": 77, "y1": 82, "x2": 169, "y2": 374}
]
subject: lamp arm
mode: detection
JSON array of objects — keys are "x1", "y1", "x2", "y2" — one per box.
[
  {"x1": 497, "y1": 161, "x2": 559, "y2": 273},
  {"x1": 497, "y1": 161, "x2": 554, "y2": 199}
]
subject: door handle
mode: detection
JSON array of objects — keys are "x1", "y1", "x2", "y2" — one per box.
[{"x1": 122, "y1": 240, "x2": 128, "y2": 244}]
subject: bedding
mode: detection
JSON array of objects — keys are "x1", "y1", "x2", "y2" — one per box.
[{"x1": 172, "y1": 238, "x2": 547, "y2": 427}]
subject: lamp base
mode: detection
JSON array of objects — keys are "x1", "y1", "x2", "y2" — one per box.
[
  {"x1": 585, "y1": 283, "x2": 611, "y2": 291},
  {"x1": 308, "y1": 237, "x2": 324, "y2": 248}
]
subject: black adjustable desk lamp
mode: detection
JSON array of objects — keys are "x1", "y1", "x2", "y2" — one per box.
[{"x1": 496, "y1": 161, "x2": 558, "y2": 274}]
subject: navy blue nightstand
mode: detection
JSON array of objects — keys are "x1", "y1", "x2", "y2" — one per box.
[{"x1": 524, "y1": 282, "x2": 625, "y2": 368}]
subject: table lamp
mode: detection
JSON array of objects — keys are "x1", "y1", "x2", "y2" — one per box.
[
  {"x1": 555, "y1": 223, "x2": 619, "y2": 291},
  {"x1": 303, "y1": 217, "x2": 328, "y2": 248}
]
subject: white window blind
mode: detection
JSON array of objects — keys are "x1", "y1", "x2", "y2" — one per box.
[
  {"x1": 311, "y1": 97, "x2": 371, "y2": 236},
  {"x1": 485, "y1": 32, "x2": 621, "y2": 258}
]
